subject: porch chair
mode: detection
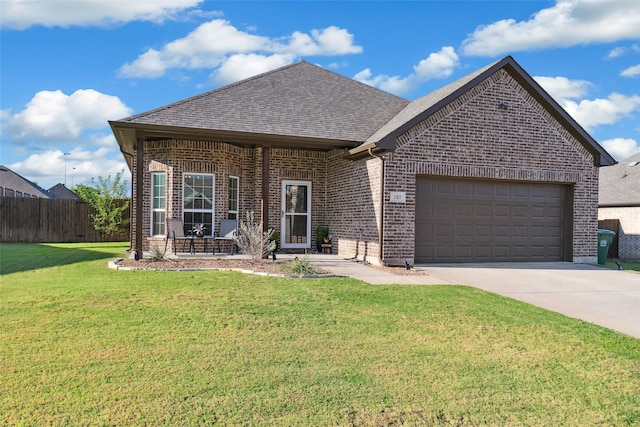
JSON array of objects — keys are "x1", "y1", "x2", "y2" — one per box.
[
  {"x1": 165, "y1": 217, "x2": 195, "y2": 255},
  {"x1": 215, "y1": 219, "x2": 237, "y2": 254}
]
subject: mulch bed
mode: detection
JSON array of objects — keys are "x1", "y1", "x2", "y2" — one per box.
[
  {"x1": 116, "y1": 258, "x2": 292, "y2": 274},
  {"x1": 372, "y1": 265, "x2": 426, "y2": 276},
  {"x1": 115, "y1": 257, "x2": 426, "y2": 276}
]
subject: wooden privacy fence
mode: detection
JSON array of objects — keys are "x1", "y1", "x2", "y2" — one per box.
[{"x1": 0, "y1": 197, "x2": 130, "y2": 243}]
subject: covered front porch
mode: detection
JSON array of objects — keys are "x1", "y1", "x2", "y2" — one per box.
[{"x1": 125, "y1": 137, "x2": 344, "y2": 259}]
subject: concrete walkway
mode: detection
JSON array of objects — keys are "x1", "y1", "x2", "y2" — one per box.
[{"x1": 314, "y1": 256, "x2": 640, "y2": 339}]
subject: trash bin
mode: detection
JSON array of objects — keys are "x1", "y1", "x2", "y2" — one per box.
[{"x1": 597, "y1": 229, "x2": 615, "y2": 264}]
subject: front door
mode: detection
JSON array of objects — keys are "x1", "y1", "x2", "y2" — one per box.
[{"x1": 281, "y1": 180, "x2": 312, "y2": 249}]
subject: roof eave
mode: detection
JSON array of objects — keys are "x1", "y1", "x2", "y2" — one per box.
[
  {"x1": 346, "y1": 142, "x2": 390, "y2": 160},
  {"x1": 109, "y1": 121, "x2": 361, "y2": 166}
]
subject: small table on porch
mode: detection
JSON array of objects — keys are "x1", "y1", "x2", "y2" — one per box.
[{"x1": 189, "y1": 236, "x2": 212, "y2": 254}]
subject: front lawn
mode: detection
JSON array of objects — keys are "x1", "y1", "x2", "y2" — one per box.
[
  {"x1": 600, "y1": 259, "x2": 640, "y2": 273},
  {"x1": 1, "y1": 243, "x2": 639, "y2": 425}
]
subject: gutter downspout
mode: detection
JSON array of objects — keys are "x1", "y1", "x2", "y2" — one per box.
[{"x1": 368, "y1": 147, "x2": 385, "y2": 265}]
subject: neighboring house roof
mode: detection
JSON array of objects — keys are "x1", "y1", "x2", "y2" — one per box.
[
  {"x1": 110, "y1": 56, "x2": 615, "y2": 168},
  {"x1": 110, "y1": 61, "x2": 409, "y2": 163},
  {"x1": 48, "y1": 183, "x2": 81, "y2": 199},
  {"x1": 0, "y1": 165, "x2": 52, "y2": 198},
  {"x1": 352, "y1": 56, "x2": 615, "y2": 167},
  {"x1": 599, "y1": 152, "x2": 640, "y2": 207}
]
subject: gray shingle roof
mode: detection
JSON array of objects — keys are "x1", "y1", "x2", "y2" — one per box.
[
  {"x1": 0, "y1": 165, "x2": 52, "y2": 198},
  {"x1": 48, "y1": 183, "x2": 81, "y2": 199},
  {"x1": 116, "y1": 61, "x2": 409, "y2": 144},
  {"x1": 111, "y1": 56, "x2": 615, "y2": 169},
  {"x1": 599, "y1": 152, "x2": 640, "y2": 206}
]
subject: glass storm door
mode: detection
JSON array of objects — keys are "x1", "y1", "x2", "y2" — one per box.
[{"x1": 281, "y1": 180, "x2": 312, "y2": 249}]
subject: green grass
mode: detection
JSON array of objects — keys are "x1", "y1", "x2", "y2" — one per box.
[
  {"x1": 2, "y1": 243, "x2": 640, "y2": 426},
  {"x1": 600, "y1": 259, "x2": 640, "y2": 273}
]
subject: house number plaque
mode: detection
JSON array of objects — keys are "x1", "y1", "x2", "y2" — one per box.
[{"x1": 390, "y1": 191, "x2": 406, "y2": 203}]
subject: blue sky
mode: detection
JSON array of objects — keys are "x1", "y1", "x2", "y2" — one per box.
[{"x1": 1, "y1": 0, "x2": 639, "y2": 190}]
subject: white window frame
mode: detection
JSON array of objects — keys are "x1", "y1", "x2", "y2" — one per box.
[
  {"x1": 228, "y1": 176, "x2": 239, "y2": 221},
  {"x1": 182, "y1": 172, "x2": 215, "y2": 237},
  {"x1": 151, "y1": 172, "x2": 166, "y2": 237}
]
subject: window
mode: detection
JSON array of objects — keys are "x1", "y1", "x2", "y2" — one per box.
[
  {"x1": 183, "y1": 173, "x2": 214, "y2": 236},
  {"x1": 151, "y1": 173, "x2": 166, "y2": 236},
  {"x1": 228, "y1": 176, "x2": 239, "y2": 220}
]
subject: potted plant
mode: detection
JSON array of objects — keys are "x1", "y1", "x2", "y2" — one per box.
[
  {"x1": 269, "y1": 230, "x2": 280, "y2": 252},
  {"x1": 315, "y1": 226, "x2": 329, "y2": 251},
  {"x1": 192, "y1": 223, "x2": 206, "y2": 237}
]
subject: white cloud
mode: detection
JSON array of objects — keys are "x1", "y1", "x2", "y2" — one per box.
[
  {"x1": 621, "y1": 64, "x2": 640, "y2": 77},
  {"x1": 535, "y1": 75, "x2": 640, "y2": 132},
  {"x1": 0, "y1": 0, "x2": 203, "y2": 30},
  {"x1": 563, "y1": 93, "x2": 640, "y2": 132},
  {"x1": 413, "y1": 47, "x2": 460, "y2": 80},
  {"x1": 601, "y1": 137, "x2": 640, "y2": 160},
  {"x1": 534, "y1": 76, "x2": 591, "y2": 101},
  {"x1": 353, "y1": 46, "x2": 459, "y2": 95},
  {"x1": 119, "y1": 19, "x2": 362, "y2": 79},
  {"x1": 119, "y1": 20, "x2": 267, "y2": 78},
  {"x1": 279, "y1": 26, "x2": 363, "y2": 56},
  {"x1": 7, "y1": 89, "x2": 133, "y2": 141},
  {"x1": 607, "y1": 47, "x2": 627, "y2": 59},
  {"x1": 9, "y1": 147, "x2": 129, "y2": 190},
  {"x1": 462, "y1": 0, "x2": 640, "y2": 56},
  {"x1": 212, "y1": 53, "x2": 296, "y2": 85}
]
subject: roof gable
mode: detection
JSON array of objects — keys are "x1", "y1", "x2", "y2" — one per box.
[
  {"x1": 352, "y1": 56, "x2": 615, "y2": 167},
  {"x1": 111, "y1": 61, "x2": 409, "y2": 157},
  {"x1": 48, "y1": 183, "x2": 81, "y2": 199}
]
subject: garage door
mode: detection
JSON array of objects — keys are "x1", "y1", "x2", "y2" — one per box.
[{"x1": 415, "y1": 177, "x2": 568, "y2": 263}]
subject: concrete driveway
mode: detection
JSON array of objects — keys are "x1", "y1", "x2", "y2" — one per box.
[{"x1": 415, "y1": 262, "x2": 640, "y2": 339}]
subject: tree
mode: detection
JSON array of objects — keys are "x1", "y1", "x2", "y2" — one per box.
[{"x1": 73, "y1": 170, "x2": 130, "y2": 237}]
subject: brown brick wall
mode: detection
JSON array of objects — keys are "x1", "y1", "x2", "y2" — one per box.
[
  {"x1": 383, "y1": 69, "x2": 598, "y2": 264},
  {"x1": 326, "y1": 150, "x2": 382, "y2": 263},
  {"x1": 134, "y1": 139, "x2": 256, "y2": 252},
  {"x1": 132, "y1": 140, "x2": 331, "y2": 254}
]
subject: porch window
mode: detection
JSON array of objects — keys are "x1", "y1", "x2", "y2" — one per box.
[
  {"x1": 151, "y1": 172, "x2": 166, "y2": 236},
  {"x1": 228, "y1": 176, "x2": 239, "y2": 220},
  {"x1": 183, "y1": 173, "x2": 214, "y2": 237}
]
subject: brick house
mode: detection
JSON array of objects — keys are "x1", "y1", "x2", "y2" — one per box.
[
  {"x1": 0, "y1": 165, "x2": 53, "y2": 198},
  {"x1": 110, "y1": 55, "x2": 614, "y2": 265},
  {"x1": 598, "y1": 152, "x2": 640, "y2": 260}
]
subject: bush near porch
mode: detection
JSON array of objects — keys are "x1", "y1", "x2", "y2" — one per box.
[{"x1": 1, "y1": 243, "x2": 639, "y2": 425}]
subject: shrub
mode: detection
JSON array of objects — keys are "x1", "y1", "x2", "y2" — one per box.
[
  {"x1": 149, "y1": 244, "x2": 166, "y2": 262},
  {"x1": 283, "y1": 256, "x2": 319, "y2": 275},
  {"x1": 233, "y1": 211, "x2": 276, "y2": 261}
]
